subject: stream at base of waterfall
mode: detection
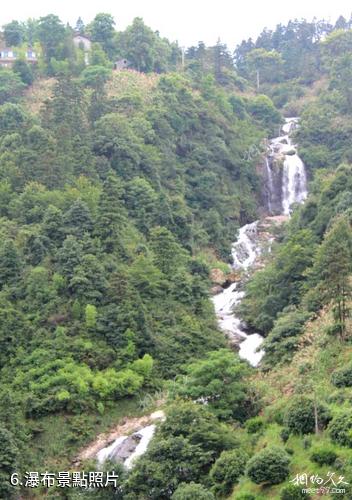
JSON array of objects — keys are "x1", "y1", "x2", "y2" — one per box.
[
  {"x1": 92, "y1": 118, "x2": 308, "y2": 467},
  {"x1": 212, "y1": 117, "x2": 307, "y2": 367}
]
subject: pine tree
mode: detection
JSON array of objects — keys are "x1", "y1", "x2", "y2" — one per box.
[
  {"x1": 0, "y1": 240, "x2": 21, "y2": 288},
  {"x1": 313, "y1": 215, "x2": 352, "y2": 338},
  {"x1": 96, "y1": 172, "x2": 127, "y2": 253},
  {"x1": 64, "y1": 199, "x2": 93, "y2": 238}
]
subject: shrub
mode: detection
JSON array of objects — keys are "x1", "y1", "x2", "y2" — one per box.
[
  {"x1": 262, "y1": 309, "x2": 310, "y2": 366},
  {"x1": 302, "y1": 437, "x2": 312, "y2": 450},
  {"x1": 209, "y1": 449, "x2": 249, "y2": 496},
  {"x1": 246, "y1": 446, "x2": 290, "y2": 485},
  {"x1": 245, "y1": 416, "x2": 265, "y2": 434},
  {"x1": 284, "y1": 396, "x2": 331, "y2": 434},
  {"x1": 172, "y1": 482, "x2": 215, "y2": 500},
  {"x1": 331, "y1": 363, "x2": 352, "y2": 388},
  {"x1": 171, "y1": 481, "x2": 215, "y2": 500},
  {"x1": 280, "y1": 483, "x2": 310, "y2": 499},
  {"x1": 328, "y1": 412, "x2": 352, "y2": 447},
  {"x1": 280, "y1": 427, "x2": 290, "y2": 443},
  {"x1": 310, "y1": 447, "x2": 337, "y2": 466}
]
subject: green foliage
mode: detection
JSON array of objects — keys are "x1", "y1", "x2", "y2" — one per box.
[
  {"x1": 246, "y1": 446, "x2": 291, "y2": 485},
  {"x1": 171, "y1": 349, "x2": 255, "y2": 421},
  {"x1": 0, "y1": 68, "x2": 25, "y2": 104},
  {"x1": 12, "y1": 60, "x2": 34, "y2": 86},
  {"x1": 172, "y1": 482, "x2": 215, "y2": 500},
  {"x1": 85, "y1": 304, "x2": 97, "y2": 329},
  {"x1": 246, "y1": 94, "x2": 281, "y2": 132},
  {"x1": 284, "y1": 396, "x2": 331, "y2": 434},
  {"x1": 3, "y1": 20, "x2": 24, "y2": 46},
  {"x1": 0, "y1": 426, "x2": 19, "y2": 498},
  {"x1": 37, "y1": 14, "x2": 67, "y2": 69},
  {"x1": 240, "y1": 229, "x2": 316, "y2": 334},
  {"x1": 310, "y1": 447, "x2": 338, "y2": 465},
  {"x1": 280, "y1": 483, "x2": 309, "y2": 499},
  {"x1": 331, "y1": 363, "x2": 352, "y2": 388},
  {"x1": 209, "y1": 449, "x2": 249, "y2": 496},
  {"x1": 309, "y1": 215, "x2": 352, "y2": 336},
  {"x1": 328, "y1": 411, "x2": 352, "y2": 447},
  {"x1": 126, "y1": 401, "x2": 237, "y2": 498},
  {"x1": 88, "y1": 13, "x2": 116, "y2": 58},
  {"x1": 262, "y1": 308, "x2": 311, "y2": 366},
  {"x1": 245, "y1": 416, "x2": 265, "y2": 434}
]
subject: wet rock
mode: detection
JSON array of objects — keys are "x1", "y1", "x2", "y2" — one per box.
[
  {"x1": 211, "y1": 285, "x2": 224, "y2": 295},
  {"x1": 110, "y1": 433, "x2": 142, "y2": 463},
  {"x1": 210, "y1": 268, "x2": 226, "y2": 285}
]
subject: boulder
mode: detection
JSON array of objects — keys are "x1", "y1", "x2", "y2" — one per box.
[{"x1": 210, "y1": 268, "x2": 226, "y2": 285}]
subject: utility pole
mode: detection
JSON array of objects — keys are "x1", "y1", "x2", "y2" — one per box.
[{"x1": 256, "y1": 69, "x2": 260, "y2": 91}]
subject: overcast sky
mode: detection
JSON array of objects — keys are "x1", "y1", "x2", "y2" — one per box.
[{"x1": 1, "y1": 0, "x2": 352, "y2": 48}]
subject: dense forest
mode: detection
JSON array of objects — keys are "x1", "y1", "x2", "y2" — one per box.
[{"x1": 1, "y1": 10, "x2": 352, "y2": 500}]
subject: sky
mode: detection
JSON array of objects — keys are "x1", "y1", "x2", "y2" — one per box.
[{"x1": 1, "y1": 0, "x2": 352, "y2": 49}]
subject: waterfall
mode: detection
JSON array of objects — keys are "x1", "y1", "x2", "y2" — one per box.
[
  {"x1": 275, "y1": 117, "x2": 307, "y2": 215},
  {"x1": 212, "y1": 222, "x2": 265, "y2": 367},
  {"x1": 265, "y1": 158, "x2": 274, "y2": 214},
  {"x1": 212, "y1": 117, "x2": 307, "y2": 367},
  {"x1": 232, "y1": 221, "x2": 260, "y2": 270}
]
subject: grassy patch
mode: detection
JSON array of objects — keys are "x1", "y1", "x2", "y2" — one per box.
[{"x1": 25, "y1": 397, "x2": 142, "y2": 471}]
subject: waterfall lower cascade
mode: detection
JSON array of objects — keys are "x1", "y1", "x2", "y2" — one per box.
[
  {"x1": 212, "y1": 118, "x2": 307, "y2": 366},
  {"x1": 95, "y1": 411, "x2": 165, "y2": 467}
]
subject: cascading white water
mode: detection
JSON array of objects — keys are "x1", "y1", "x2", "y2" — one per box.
[
  {"x1": 232, "y1": 221, "x2": 260, "y2": 270},
  {"x1": 277, "y1": 118, "x2": 307, "y2": 215},
  {"x1": 265, "y1": 158, "x2": 274, "y2": 213},
  {"x1": 212, "y1": 222, "x2": 265, "y2": 367},
  {"x1": 212, "y1": 117, "x2": 307, "y2": 366}
]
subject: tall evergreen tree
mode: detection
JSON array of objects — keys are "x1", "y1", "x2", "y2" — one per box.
[{"x1": 312, "y1": 216, "x2": 352, "y2": 337}]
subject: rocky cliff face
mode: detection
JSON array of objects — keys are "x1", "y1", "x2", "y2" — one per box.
[
  {"x1": 258, "y1": 155, "x2": 283, "y2": 215},
  {"x1": 258, "y1": 118, "x2": 307, "y2": 216}
]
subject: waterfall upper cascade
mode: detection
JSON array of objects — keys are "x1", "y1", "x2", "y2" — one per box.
[
  {"x1": 212, "y1": 117, "x2": 307, "y2": 366},
  {"x1": 267, "y1": 117, "x2": 307, "y2": 215}
]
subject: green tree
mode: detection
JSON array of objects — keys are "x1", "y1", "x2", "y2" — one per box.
[
  {"x1": 0, "y1": 239, "x2": 21, "y2": 288},
  {"x1": 96, "y1": 172, "x2": 127, "y2": 253},
  {"x1": 172, "y1": 349, "x2": 253, "y2": 421},
  {"x1": 88, "y1": 13, "x2": 116, "y2": 58},
  {"x1": 37, "y1": 14, "x2": 67, "y2": 68},
  {"x1": 118, "y1": 17, "x2": 158, "y2": 72},
  {"x1": 209, "y1": 449, "x2": 249, "y2": 496},
  {"x1": 172, "y1": 482, "x2": 215, "y2": 500},
  {"x1": 126, "y1": 401, "x2": 236, "y2": 498},
  {"x1": 149, "y1": 226, "x2": 188, "y2": 275},
  {"x1": 246, "y1": 447, "x2": 291, "y2": 485},
  {"x1": 3, "y1": 20, "x2": 24, "y2": 46},
  {"x1": 85, "y1": 304, "x2": 97, "y2": 329},
  {"x1": 12, "y1": 59, "x2": 34, "y2": 85},
  {"x1": 0, "y1": 426, "x2": 19, "y2": 499},
  {"x1": 284, "y1": 396, "x2": 331, "y2": 434},
  {"x1": 246, "y1": 48, "x2": 284, "y2": 87},
  {"x1": 329, "y1": 411, "x2": 352, "y2": 447},
  {"x1": 0, "y1": 69, "x2": 25, "y2": 104},
  {"x1": 310, "y1": 215, "x2": 352, "y2": 337},
  {"x1": 64, "y1": 199, "x2": 93, "y2": 238}
]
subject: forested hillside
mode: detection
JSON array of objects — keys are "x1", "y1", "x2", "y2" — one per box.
[{"x1": 1, "y1": 11, "x2": 352, "y2": 500}]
